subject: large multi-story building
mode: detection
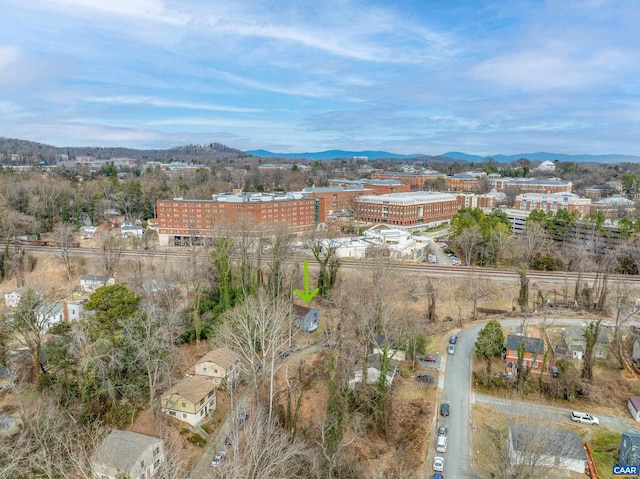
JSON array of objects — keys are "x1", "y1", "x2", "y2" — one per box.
[
  {"x1": 328, "y1": 178, "x2": 410, "y2": 195},
  {"x1": 514, "y1": 192, "x2": 591, "y2": 215},
  {"x1": 456, "y1": 191, "x2": 506, "y2": 209},
  {"x1": 355, "y1": 191, "x2": 458, "y2": 231},
  {"x1": 302, "y1": 187, "x2": 370, "y2": 215},
  {"x1": 370, "y1": 169, "x2": 445, "y2": 189},
  {"x1": 445, "y1": 173, "x2": 480, "y2": 192},
  {"x1": 156, "y1": 193, "x2": 324, "y2": 246},
  {"x1": 492, "y1": 178, "x2": 572, "y2": 194}
]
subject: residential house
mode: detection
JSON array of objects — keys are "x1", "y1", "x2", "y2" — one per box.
[
  {"x1": 143, "y1": 280, "x2": 176, "y2": 299},
  {"x1": 90, "y1": 429, "x2": 164, "y2": 479},
  {"x1": 505, "y1": 334, "x2": 545, "y2": 374},
  {"x1": 563, "y1": 324, "x2": 610, "y2": 360},
  {"x1": 80, "y1": 226, "x2": 100, "y2": 238},
  {"x1": 629, "y1": 397, "x2": 640, "y2": 422},
  {"x1": 35, "y1": 301, "x2": 64, "y2": 328},
  {"x1": 619, "y1": 432, "x2": 640, "y2": 470},
  {"x1": 121, "y1": 220, "x2": 144, "y2": 238},
  {"x1": 294, "y1": 304, "x2": 319, "y2": 333},
  {"x1": 80, "y1": 274, "x2": 115, "y2": 293},
  {"x1": 508, "y1": 424, "x2": 586, "y2": 474},
  {"x1": 633, "y1": 337, "x2": 640, "y2": 370},
  {"x1": 372, "y1": 334, "x2": 406, "y2": 361},
  {"x1": 195, "y1": 347, "x2": 242, "y2": 386},
  {"x1": 348, "y1": 353, "x2": 398, "y2": 389},
  {"x1": 4, "y1": 287, "x2": 43, "y2": 308},
  {"x1": 160, "y1": 376, "x2": 216, "y2": 427}
]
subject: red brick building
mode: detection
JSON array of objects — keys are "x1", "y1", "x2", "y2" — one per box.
[
  {"x1": 514, "y1": 192, "x2": 591, "y2": 215},
  {"x1": 492, "y1": 178, "x2": 572, "y2": 194},
  {"x1": 370, "y1": 170, "x2": 445, "y2": 190},
  {"x1": 355, "y1": 192, "x2": 458, "y2": 231},
  {"x1": 445, "y1": 173, "x2": 480, "y2": 192},
  {"x1": 302, "y1": 187, "x2": 370, "y2": 215},
  {"x1": 157, "y1": 193, "x2": 324, "y2": 246},
  {"x1": 328, "y1": 178, "x2": 410, "y2": 195}
]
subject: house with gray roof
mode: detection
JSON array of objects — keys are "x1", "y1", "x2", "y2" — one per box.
[
  {"x1": 90, "y1": 429, "x2": 164, "y2": 479},
  {"x1": 563, "y1": 323, "x2": 610, "y2": 360},
  {"x1": 80, "y1": 274, "x2": 115, "y2": 293},
  {"x1": 508, "y1": 424, "x2": 586, "y2": 474},
  {"x1": 348, "y1": 353, "x2": 398, "y2": 389},
  {"x1": 619, "y1": 432, "x2": 640, "y2": 470}
]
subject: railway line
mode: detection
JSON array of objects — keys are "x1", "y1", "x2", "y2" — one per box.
[{"x1": 9, "y1": 242, "x2": 640, "y2": 286}]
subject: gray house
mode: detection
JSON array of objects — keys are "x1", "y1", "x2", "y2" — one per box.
[
  {"x1": 563, "y1": 324, "x2": 610, "y2": 360},
  {"x1": 508, "y1": 424, "x2": 586, "y2": 474},
  {"x1": 619, "y1": 432, "x2": 640, "y2": 469},
  {"x1": 90, "y1": 429, "x2": 164, "y2": 479},
  {"x1": 294, "y1": 304, "x2": 319, "y2": 333}
]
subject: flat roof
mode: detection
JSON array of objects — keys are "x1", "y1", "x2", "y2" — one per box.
[{"x1": 357, "y1": 191, "x2": 457, "y2": 205}]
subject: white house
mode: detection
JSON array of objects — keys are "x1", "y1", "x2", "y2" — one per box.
[
  {"x1": 508, "y1": 424, "x2": 586, "y2": 474},
  {"x1": 194, "y1": 347, "x2": 242, "y2": 386},
  {"x1": 4, "y1": 287, "x2": 42, "y2": 308},
  {"x1": 160, "y1": 376, "x2": 216, "y2": 427},
  {"x1": 121, "y1": 220, "x2": 144, "y2": 238},
  {"x1": 629, "y1": 397, "x2": 640, "y2": 422},
  {"x1": 348, "y1": 353, "x2": 398, "y2": 389},
  {"x1": 80, "y1": 275, "x2": 115, "y2": 293},
  {"x1": 90, "y1": 429, "x2": 164, "y2": 479}
]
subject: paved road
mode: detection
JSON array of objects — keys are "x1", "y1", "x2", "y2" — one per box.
[
  {"x1": 475, "y1": 393, "x2": 634, "y2": 433},
  {"x1": 433, "y1": 317, "x2": 612, "y2": 479}
]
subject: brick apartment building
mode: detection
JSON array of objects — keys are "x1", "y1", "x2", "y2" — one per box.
[
  {"x1": 370, "y1": 170, "x2": 445, "y2": 190},
  {"x1": 514, "y1": 192, "x2": 591, "y2": 215},
  {"x1": 456, "y1": 192, "x2": 504, "y2": 209},
  {"x1": 157, "y1": 193, "x2": 324, "y2": 246},
  {"x1": 492, "y1": 178, "x2": 573, "y2": 194},
  {"x1": 355, "y1": 192, "x2": 459, "y2": 230},
  {"x1": 328, "y1": 178, "x2": 410, "y2": 195},
  {"x1": 445, "y1": 173, "x2": 480, "y2": 192},
  {"x1": 302, "y1": 187, "x2": 370, "y2": 215}
]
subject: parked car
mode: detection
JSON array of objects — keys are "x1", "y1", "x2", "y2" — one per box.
[
  {"x1": 436, "y1": 435, "x2": 448, "y2": 453},
  {"x1": 449, "y1": 335, "x2": 458, "y2": 344},
  {"x1": 433, "y1": 474, "x2": 443, "y2": 479},
  {"x1": 416, "y1": 374, "x2": 435, "y2": 383},
  {"x1": 225, "y1": 434, "x2": 234, "y2": 446},
  {"x1": 440, "y1": 403, "x2": 449, "y2": 416},
  {"x1": 570, "y1": 411, "x2": 599, "y2": 425},
  {"x1": 238, "y1": 411, "x2": 249, "y2": 429},
  {"x1": 290, "y1": 344, "x2": 301, "y2": 352},
  {"x1": 549, "y1": 365, "x2": 559, "y2": 378},
  {"x1": 438, "y1": 425, "x2": 447, "y2": 437},
  {"x1": 419, "y1": 354, "x2": 437, "y2": 363},
  {"x1": 279, "y1": 350, "x2": 290, "y2": 359},
  {"x1": 433, "y1": 456, "x2": 444, "y2": 472},
  {"x1": 427, "y1": 254, "x2": 438, "y2": 264},
  {"x1": 447, "y1": 344, "x2": 456, "y2": 355},
  {"x1": 211, "y1": 451, "x2": 228, "y2": 467}
]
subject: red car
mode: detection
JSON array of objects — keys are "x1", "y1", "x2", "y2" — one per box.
[{"x1": 419, "y1": 354, "x2": 437, "y2": 363}]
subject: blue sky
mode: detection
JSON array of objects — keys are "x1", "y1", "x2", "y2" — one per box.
[{"x1": 0, "y1": 0, "x2": 639, "y2": 155}]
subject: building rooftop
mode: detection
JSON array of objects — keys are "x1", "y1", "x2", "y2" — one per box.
[
  {"x1": 162, "y1": 376, "x2": 215, "y2": 404},
  {"x1": 509, "y1": 424, "x2": 585, "y2": 461},
  {"x1": 506, "y1": 334, "x2": 544, "y2": 354},
  {"x1": 357, "y1": 191, "x2": 457, "y2": 205},
  {"x1": 91, "y1": 430, "x2": 162, "y2": 472}
]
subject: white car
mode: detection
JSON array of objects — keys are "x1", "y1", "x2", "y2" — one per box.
[
  {"x1": 447, "y1": 344, "x2": 456, "y2": 355},
  {"x1": 211, "y1": 451, "x2": 228, "y2": 467},
  {"x1": 433, "y1": 456, "x2": 444, "y2": 472},
  {"x1": 570, "y1": 411, "x2": 599, "y2": 425}
]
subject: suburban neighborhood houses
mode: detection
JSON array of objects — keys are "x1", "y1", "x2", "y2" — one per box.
[{"x1": 5, "y1": 148, "x2": 640, "y2": 478}]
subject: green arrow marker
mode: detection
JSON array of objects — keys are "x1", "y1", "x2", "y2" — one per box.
[{"x1": 295, "y1": 260, "x2": 319, "y2": 303}]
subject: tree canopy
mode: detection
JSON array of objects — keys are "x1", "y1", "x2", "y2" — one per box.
[{"x1": 475, "y1": 320, "x2": 505, "y2": 376}]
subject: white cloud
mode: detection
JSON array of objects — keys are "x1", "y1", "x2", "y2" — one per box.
[
  {"x1": 85, "y1": 95, "x2": 260, "y2": 113},
  {"x1": 0, "y1": 45, "x2": 21, "y2": 69},
  {"x1": 45, "y1": 0, "x2": 187, "y2": 24}
]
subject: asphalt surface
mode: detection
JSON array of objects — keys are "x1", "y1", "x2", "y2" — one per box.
[{"x1": 430, "y1": 316, "x2": 621, "y2": 479}]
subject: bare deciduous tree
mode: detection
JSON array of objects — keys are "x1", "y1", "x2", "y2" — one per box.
[{"x1": 52, "y1": 221, "x2": 76, "y2": 280}]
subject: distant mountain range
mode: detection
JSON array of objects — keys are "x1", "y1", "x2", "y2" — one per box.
[
  {"x1": 247, "y1": 149, "x2": 424, "y2": 160},
  {"x1": 248, "y1": 149, "x2": 640, "y2": 164}
]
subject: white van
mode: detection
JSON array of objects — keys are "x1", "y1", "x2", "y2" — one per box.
[{"x1": 436, "y1": 435, "x2": 448, "y2": 453}]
